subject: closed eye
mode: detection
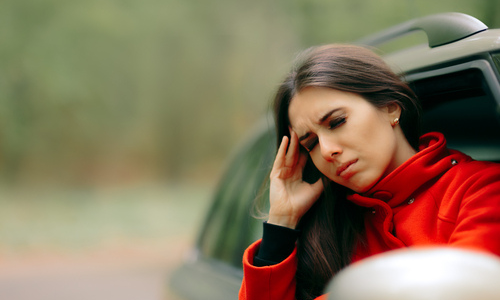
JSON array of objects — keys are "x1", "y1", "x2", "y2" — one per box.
[
  {"x1": 328, "y1": 116, "x2": 346, "y2": 129},
  {"x1": 301, "y1": 116, "x2": 345, "y2": 152}
]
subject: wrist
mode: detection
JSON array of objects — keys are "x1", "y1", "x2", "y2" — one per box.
[{"x1": 267, "y1": 214, "x2": 300, "y2": 229}]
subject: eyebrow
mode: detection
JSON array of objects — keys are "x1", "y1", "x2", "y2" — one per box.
[
  {"x1": 319, "y1": 108, "x2": 342, "y2": 123},
  {"x1": 298, "y1": 108, "x2": 342, "y2": 142}
]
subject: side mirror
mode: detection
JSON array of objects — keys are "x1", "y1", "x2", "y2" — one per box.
[{"x1": 325, "y1": 247, "x2": 500, "y2": 300}]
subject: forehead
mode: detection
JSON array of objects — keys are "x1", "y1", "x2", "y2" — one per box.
[{"x1": 288, "y1": 87, "x2": 354, "y2": 126}]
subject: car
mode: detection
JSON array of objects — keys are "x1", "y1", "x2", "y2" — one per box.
[{"x1": 169, "y1": 12, "x2": 500, "y2": 300}]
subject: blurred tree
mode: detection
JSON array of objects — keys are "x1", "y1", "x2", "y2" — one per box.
[
  {"x1": 484, "y1": 0, "x2": 500, "y2": 27},
  {"x1": 0, "y1": 0, "x2": 496, "y2": 187}
]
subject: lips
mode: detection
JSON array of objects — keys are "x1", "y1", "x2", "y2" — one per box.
[{"x1": 336, "y1": 159, "x2": 358, "y2": 177}]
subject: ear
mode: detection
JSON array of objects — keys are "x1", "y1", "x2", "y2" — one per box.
[{"x1": 386, "y1": 102, "x2": 402, "y2": 120}]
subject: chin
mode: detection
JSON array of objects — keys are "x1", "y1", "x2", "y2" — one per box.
[
  {"x1": 346, "y1": 179, "x2": 377, "y2": 194},
  {"x1": 333, "y1": 182, "x2": 366, "y2": 194},
  {"x1": 329, "y1": 174, "x2": 376, "y2": 194},
  {"x1": 354, "y1": 186, "x2": 371, "y2": 194}
]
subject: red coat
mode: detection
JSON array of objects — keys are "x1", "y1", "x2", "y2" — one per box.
[{"x1": 239, "y1": 132, "x2": 500, "y2": 300}]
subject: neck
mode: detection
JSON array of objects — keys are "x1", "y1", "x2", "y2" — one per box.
[{"x1": 385, "y1": 129, "x2": 418, "y2": 178}]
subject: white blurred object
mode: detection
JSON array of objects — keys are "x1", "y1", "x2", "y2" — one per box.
[{"x1": 326, "y1": 247, "x2": 500, "y2": 300}]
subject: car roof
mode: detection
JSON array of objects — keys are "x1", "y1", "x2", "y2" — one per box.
[
  {"x1": 384, "y1": 28, "x2": 500, "y2": 75},
  {"x1": 356, "y1": 12, "x2": 500, "y2": 76}
]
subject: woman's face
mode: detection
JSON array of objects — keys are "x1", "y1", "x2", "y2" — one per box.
[{"x1": 288, "y1": 86, "x2": 415, "y2": 193}]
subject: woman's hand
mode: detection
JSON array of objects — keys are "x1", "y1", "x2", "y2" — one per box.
[{"x1": 268, "y1": 131, "x2": 324, "y2": 229}]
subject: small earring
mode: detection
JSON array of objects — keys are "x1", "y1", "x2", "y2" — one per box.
[{"x1": 392, "y1": 118, "x2": 400, "y2": 127}]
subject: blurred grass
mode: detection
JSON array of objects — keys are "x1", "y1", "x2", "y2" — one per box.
[{"x1": 0, "y1": 183, "x2": 213, "y2": 255}]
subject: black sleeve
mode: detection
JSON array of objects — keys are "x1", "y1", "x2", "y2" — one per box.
[{"x1": 253, "y1": 222, "x2": 300, "y2": 267}]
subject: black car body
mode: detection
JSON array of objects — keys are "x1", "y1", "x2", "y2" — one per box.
[{"x1": 170, "y1": 12, "x2": 500, "y2": 300}]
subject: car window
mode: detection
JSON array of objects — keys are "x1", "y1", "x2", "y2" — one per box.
[
  {"x1": 411, "y1": 64, "x2": 500, "y2": 162},
  {"x1": 422, "y1": 94, "x2": 500, "y2": 161},
  {"x1": 197, "y1": 124, "x2": 275, "y2": 267}
]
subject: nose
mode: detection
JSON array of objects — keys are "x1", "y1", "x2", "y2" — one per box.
[{"x1": 319, "y1": 135, "x2": 342, "y2": 161}]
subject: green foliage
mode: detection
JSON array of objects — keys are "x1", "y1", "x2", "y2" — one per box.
[{"x1": 0, "y1": 0, "x2": 497, "y2": 186}]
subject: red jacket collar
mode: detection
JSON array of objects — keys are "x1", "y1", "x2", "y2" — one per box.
[{"x1": 347, "y1": 132, "x2": 463, "y2": 208}]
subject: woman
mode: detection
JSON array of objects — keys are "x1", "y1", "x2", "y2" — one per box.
[{"x1": 238, "y1": 44, "x2": 500, "y2": 300}]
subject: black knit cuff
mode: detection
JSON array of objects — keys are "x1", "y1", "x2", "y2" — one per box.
[{"x1": 254, "y1": 222, "x2": 300, "y2": 266}]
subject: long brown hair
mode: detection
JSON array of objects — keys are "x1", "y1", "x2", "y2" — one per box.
[{"x1": 272, "y1": 44, "x2": 421, "y2": 300}]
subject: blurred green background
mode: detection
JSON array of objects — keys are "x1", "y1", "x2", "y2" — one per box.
[{"x1": 0, "y1": 0, "x2": 499, "y2": 254}]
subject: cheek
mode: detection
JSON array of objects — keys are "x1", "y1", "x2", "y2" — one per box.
[
  {"x1": 309, "y1": 152, "x2": 328, "y2": 173},
  {"x1": 309, "y1": 151, "x2": 338, "y2": 180},
  {"x1": 362, "y1": 136, "x2": 398, "y2": 181},
  {"x1": 309, "y1": 152, "x2": 322, "y2": 168}
]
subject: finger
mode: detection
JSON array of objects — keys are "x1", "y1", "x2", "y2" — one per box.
[
  {"x1": 272, "y1": 136, "x2": 289, "y2": 171},
  {"x1": 286, "y1": 131, "x2": 299, "y2": 167},
  {"x1": 297, "y1": 149, "x2": 309, "y2": 170}
]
